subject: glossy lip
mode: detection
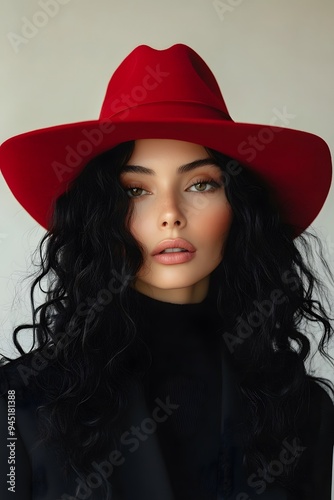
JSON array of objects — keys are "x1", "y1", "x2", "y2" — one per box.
[
  {"x1": 152, "y1": 250, "x2": 196, "y2": 265},
  {"x1": 151, "y1": 238, "x2": 196, "y2": 256},
  {"x1": 151, "y1": 238, "x2": 197, "y2": 266}
]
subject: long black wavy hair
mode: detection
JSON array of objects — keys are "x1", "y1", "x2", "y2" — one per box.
[{"x1": 1, "y1": 140, "x2": 334, "y2": 496}]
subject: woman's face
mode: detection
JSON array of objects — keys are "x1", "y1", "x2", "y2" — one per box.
[{"x1": 119, "y1": 139, "x2": 233, "y2": 304}]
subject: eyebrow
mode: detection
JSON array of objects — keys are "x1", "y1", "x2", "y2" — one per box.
[{"x1": 119, "y1": 158, "x2": 221, "y2": 175}]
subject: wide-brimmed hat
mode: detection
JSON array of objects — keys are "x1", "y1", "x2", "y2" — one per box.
[{"x1": 0, "y1": 43, "x2": 332, "y2": 234}]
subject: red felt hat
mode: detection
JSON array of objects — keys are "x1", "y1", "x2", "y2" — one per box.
[{"x1": 0, "y1": 43, "x2": 332, "y2": 235}]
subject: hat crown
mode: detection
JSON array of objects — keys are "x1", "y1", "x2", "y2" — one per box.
[
  {"x1": 99, "y1": 44, "x2": 231, "y2": 121},
  {"x1": 1, "y1": 43, "x2": 331, "y2": 234}
]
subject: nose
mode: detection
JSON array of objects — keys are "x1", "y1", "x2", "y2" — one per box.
[{"x1": 158, "y1": 193, "x2": 186, "y2": 229}]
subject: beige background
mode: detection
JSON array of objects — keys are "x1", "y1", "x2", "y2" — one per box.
[{"x1": 0, "y1": 0, "x2": 333, "y2": 494}]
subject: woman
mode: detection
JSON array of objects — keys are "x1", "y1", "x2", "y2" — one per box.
[{"x1": 0, "y1": 44, "x2": 333, "y2": 500}]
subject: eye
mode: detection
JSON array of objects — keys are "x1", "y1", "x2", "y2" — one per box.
[
  {"x1": 187, "y1": 178, "x2": 222, "y2": 192},
  {"x1": 124, "y1": 186, "x2": 150, "y2": 198}
]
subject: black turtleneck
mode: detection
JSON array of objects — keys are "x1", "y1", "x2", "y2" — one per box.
[{"x1": 123, "y1": 284, "x2": 224, "y2": 499}]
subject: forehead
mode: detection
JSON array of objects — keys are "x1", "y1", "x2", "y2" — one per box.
[
  {"x1": 129, "y1": 138, "x2": 208, "y2": 160},
  {"x1": 120, "y1": 138, "x2": 221, "y2": 176}
]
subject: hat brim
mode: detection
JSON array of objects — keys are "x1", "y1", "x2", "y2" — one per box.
[{"x1": 0, "y1": 117, "x2": 332, "y2": 235}]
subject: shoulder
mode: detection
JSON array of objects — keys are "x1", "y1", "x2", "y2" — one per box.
[
  {"x1": 295, "y1": 377, "x2": 334, "y2": 447},
  {"x1": 305, "y1": 378, "x2": 334, "y2": 434},
  {"x1": 287, "y1": 378, "x2": 334, "y2": 498},
  {"x1": 0, "y1": 353, "x2": 60, "y2": 407}
]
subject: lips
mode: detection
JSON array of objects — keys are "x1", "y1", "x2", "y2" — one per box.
[{"x1": 151, "y1": 238, "x2": 196, "y2": 256}]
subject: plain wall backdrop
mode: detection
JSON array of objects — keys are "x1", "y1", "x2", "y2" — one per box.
[{"x1": 1, "y1": 0, "x2": 334, "y2": 495}]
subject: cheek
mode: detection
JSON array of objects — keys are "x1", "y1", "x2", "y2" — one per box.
[
  {"x1": 197, "y1": 203, "x2": 233, "y2": 244},
  {"x1": 128, "y1": 206, "x2": 150, "y2": 247}
]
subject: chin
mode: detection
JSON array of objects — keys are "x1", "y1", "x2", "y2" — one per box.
[
  {"x1": 160, "y1": 282, "x2": 200, "y2": 291},
  {"x1": 139, "y1": 274, "x2": 208, "y2": 291}
]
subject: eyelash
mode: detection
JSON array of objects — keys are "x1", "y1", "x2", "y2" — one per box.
[{"x1": 124, "y1": 178, "x2": 222, "y2": 198}]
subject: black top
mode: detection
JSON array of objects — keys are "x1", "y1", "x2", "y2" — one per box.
[
  {"x1": 116, "y1": 285, "x2": 224, "y2": 499},
  {"x1": 0, "y1": 283, "x2": 333, "y2": 499}
]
